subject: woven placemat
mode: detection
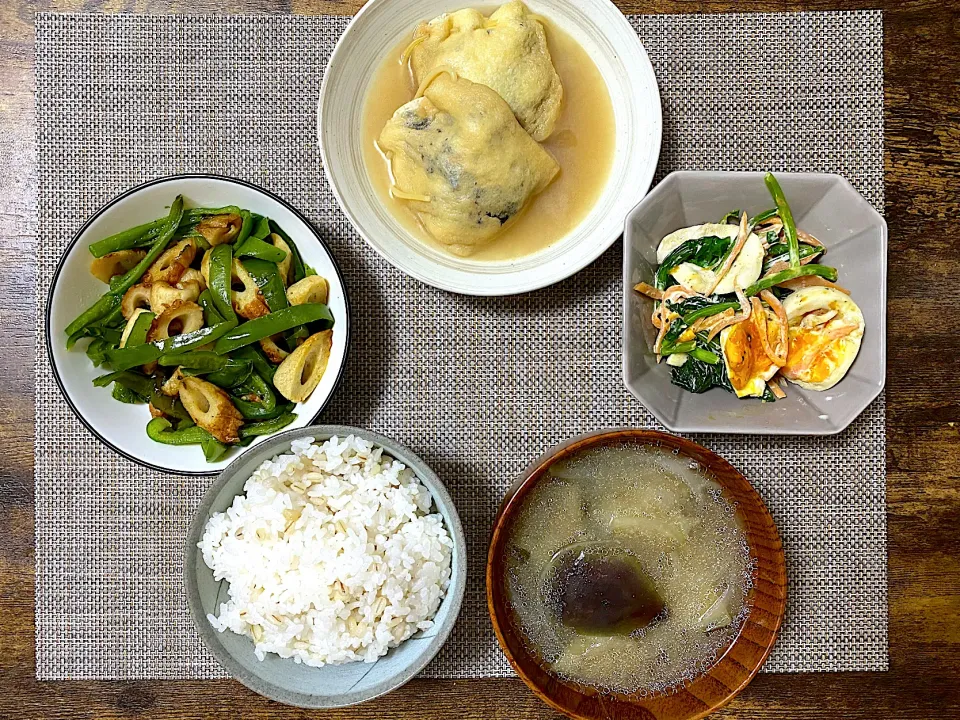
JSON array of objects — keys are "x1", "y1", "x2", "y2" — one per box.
[{"x1": 35, "y1": 10, "x2": 887, "y2": 680}]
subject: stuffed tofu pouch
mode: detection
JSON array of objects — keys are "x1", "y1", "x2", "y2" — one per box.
[
  {"x1": 406, "y1": 1, "x2": 563, "y2": 142},
  {"x1": 377, "y1": 71, "x2": 559, "y2": 256}
]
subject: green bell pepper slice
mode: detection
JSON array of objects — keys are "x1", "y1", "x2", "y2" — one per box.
[
  {"x1": 241, "y1": 257, "x2": 288, "y2": 312},
  {"x1": 66, "y1": 195, "x2": 184, "y2": 338},
  {"x1": 214, "y1": 303, "x2": 332, "y2": 355},
  {"x1": 239, "y1": 412, "x2": 297, "y2": 438},
  {"x1": 235, "y1": 236, "x2": 287, "y2": 264},
  {"x1": 146, "y1": 417, "x2": 213, "y2": 446},
  {"x1": 208, "y1": 244, "x2": 237, "y2": 322}
]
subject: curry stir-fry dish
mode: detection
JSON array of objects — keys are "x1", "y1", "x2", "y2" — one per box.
[
  {"x1": 64, "y1": 196, "x2": 335, "y2": 461},
  {"x1": 634, "y1": 173, "x2": 865, "y2": 402}
]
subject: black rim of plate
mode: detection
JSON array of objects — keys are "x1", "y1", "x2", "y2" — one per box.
[{"x1": 44, "y1": 173, "x2": 353, "y2": 477}]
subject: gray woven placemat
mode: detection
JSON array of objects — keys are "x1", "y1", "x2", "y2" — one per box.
[{"x1": 35, "y1": 10, "x2": 887, "y2": 680}]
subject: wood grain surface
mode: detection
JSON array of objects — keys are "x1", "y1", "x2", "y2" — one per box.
[{"x1": 2, "y1": 0, "x2": 959, "y2": 718}]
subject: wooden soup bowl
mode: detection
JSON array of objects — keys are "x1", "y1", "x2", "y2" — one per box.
[{"x1": 486, "y1": 429, "x2": 787, "y2": 720}]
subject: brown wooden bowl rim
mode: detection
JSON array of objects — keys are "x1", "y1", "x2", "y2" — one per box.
[{"x1": 486, "y1": 428, "x2": 788, "y2": 720}]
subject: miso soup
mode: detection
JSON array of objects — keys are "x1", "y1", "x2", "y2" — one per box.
[{"x1": 503, "y1": 444, "x2": 754, "y2": 695}]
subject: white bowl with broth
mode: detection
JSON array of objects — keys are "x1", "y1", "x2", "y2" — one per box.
[{"x1": 318, "y1": 0, "x2": 661, "y2": 295}]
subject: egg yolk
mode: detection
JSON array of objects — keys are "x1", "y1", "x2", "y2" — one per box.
[
  {"x1": 785, "y1": 328, "x2": 839, "y2": 383},
  {"x1": 724, "y1": 314, "x2": 776, "y2": 393}
]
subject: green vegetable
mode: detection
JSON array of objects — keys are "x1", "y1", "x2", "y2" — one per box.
[
  {"x1": 201, "y1": 435, "x2": 229, "y2": 462},
  {"x1": 762, "y1": 242, "x2": 822, "y2": 274},
  {"x1": 65, "y1": 196, "x2": 184, "y2": 337},
  {"x1": 745, "y1": 263, "x2": 838, "y2": 297},
  {"x1": 231, "y1": 372, "x2": 277, "y2": 418},
  {"x1": 213, "y1": 303, "x2": 332, "y2": 354},
  {"x1": 203, "y1": 359, "x2": 253, "y2": 388},
  {"x1": 93, "y1": 370, "x2": 154, "y2": 398},
  {"x1": 146, "y1": 417, "x2": 215, "y2": 446},
  {"x1": 208, "y1": 244, "x2": 237, "y2": 322},
  {"x1": 85, "y1": 338, "x2": 110, "y2": 367},
  {"x1": 242, "y1": 257, "x2": 288, "y2": 312},
  {"x1": 250, "y1": 216, "x2": 272, "y2": 241},
  {"x1": 682, "y1": 301, "x2": 740, "y2": 325},
  {"x1": 764, "y1": 173, "x2": 800, "y2": 268},
  {"x1": 198, "y1": 289, "x2": 225, "y2": 325},
  {"x1": 124, "y1": 310, "x2": 155, "y2": 347},
  {"x1": 269, "y1": 220, "x2": 307, "y2": 283},
  {"x1": 88, "y1": 218, "x2": 167, "y2": 257},
  {"x1": 748, "y1": 208, "x2": 779, "y2": 230},
  {"x1": 655, "y1": 235, "x2": 733, "y2": 290},
  {"x1": 719, "y1": 209, "x2": 742, "y2": 224},
  {"x1": 670, "y1": 335, "x2": 732, "y2": 394},
  {"x1": 660, "y1": 339, "x2": 696, "y2": 356},
  {"x1": 234, "y1": 345, "x2": 277, "y2": 383},
  {"x1": 689, "y1": 347, "x2": 720, "y2": 365},
  {"x1": 158, "y1": 351, "x2": 227, "y2": 372},
  {"x1": 87, "y1": 206, "x2": 240, "y2": 258},
  {"x1": 235, "y1": 236, "x2": 287, "y2": 263},
  {"x1": 239, "y1": 412, "x2": 297, "y2": 438},
  {"x1": 105, "y1": 319, "x2": 237, "y2": 371},
  {"x1": 149, "y1": 390, "x2": 191, "y2": 421},
  {"x1": 234, "y1": 210, "x2": 253, "y2": 247},
  {"x1": 112, "y1": 383, "x2": 146, "y2": 404}
]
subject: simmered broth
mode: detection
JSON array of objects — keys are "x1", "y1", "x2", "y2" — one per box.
[
  {"x1": 504, "y1": 445, "x2": 754, "y2": 695},
  {"x1": 361, "y1": 18, "x2": 616, "y2": 262}
]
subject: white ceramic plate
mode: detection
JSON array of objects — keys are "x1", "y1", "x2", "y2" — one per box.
[
  {"x1": 46, "y1": 175, "x2": 351, "y2": 475},
  {"x1": 318, "y1": 0, "x2": 662, "y2": 296}
]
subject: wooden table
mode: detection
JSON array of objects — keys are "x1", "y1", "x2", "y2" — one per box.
[{"x1": 2, "y1": 0, "x2": 959, "y2": 717}]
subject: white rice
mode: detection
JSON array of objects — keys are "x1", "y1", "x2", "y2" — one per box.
[{"x1": 199, "y1": 434, "x2": 453, "y2": 666}]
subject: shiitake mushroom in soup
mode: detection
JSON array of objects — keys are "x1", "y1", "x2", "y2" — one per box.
[{"x1": 503, "y1": 444, "x2": 754, "y2": 695}]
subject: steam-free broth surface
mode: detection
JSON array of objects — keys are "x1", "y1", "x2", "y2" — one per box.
[
  {"x1": 504, "y1": 445, "x2": 754, "y2": 695},
  {"x1": 362, "y1": 18, "x2": 616, "y2": 262}
]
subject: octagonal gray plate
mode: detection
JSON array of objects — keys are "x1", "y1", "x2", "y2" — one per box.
[{"x1": 622, "y1": 171, "x2": 886, "y2": 435}]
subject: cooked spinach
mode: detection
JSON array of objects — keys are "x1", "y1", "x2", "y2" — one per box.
[
  {"x1": 719, "y1": 209, "x2": 742, "y2": 224},
  {"x1": 762, "y1": 242, "x2": 822, "y2": 273},
  {"x1": 671, "y1": 336, "x2": 732, "y2": 394},
  {"x1": 655, "y1": 235, "x2": 733, "y2": 289}
]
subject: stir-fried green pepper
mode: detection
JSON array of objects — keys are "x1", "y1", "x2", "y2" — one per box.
[
  {"x1": 149, "y1": 390, "x2": 191, "y2": 421},
  {"x1": 235, "y1": 236, "x2": 287, "y2": 264},
  {"x1": 201, "y1": 435, "x2": 229, "y2": 462},
  {"x1": 146, "y1": 417, "x2": 219, "y2": 446},
  {"x1": 233, "y1": 345, "x2": 277, "y2": 383},
  {"x1": 214, "y1": 303, "x2": 332, "y2": 354},
  {"x1": 106, "y1": 319, "x2": 237, "y2": 371},
  {"x1": 197, "y1": 289, "x2": 225, "y2": 325},
  {"x1": 747, "y1": 207, "x2": 779, "y2": 230},
  {"x1": 124, "y1": 310, "x2": 155, "y2": 347},
  {"x1": 239, "y1": 412, "x2": 297, "y2": 438},
  {"x1": 268, "y1": 221, "x2": 308, "y2": 282},
  {"x1": 112, "y1": 383, "x2": 146, "y2": 404},
  {"x1": 158, "y1": 351, "x2": 227, "y2": 372},
  {"x1": 241, "y1": 257, "x2": 288, "y2": 312},
  {"x1": 234, "y1": 210, "x2": 254, "y2": 247},
  {"x1": 208, "y1": 244, "x2": 237, "y2": 322},
  {"x1": 72, "y1": 195, "x2": 337, "y2": 463},
  {"x1": 202, "y1": 359, "x2": 253, "y2": 388},
  {"x1": 231, "y1": 372, "x2": 277, "y2": 418},
  {"x1": 66, "y1": 196, "x2": 184, "y2": 337}
]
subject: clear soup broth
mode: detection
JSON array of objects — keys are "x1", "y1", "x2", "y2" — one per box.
[{"x1": 504, "y1": 444, "x2": 754, "y2": 695}]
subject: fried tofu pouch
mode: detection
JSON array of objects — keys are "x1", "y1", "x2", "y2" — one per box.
[
  {"x1": 377, "y1": 72, "x2": 559, "y2": 256},
  {"x1": 407, "y1": 1, "x2": 563, "y2": 141}
]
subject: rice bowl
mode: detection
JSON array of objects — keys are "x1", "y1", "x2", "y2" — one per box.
[{"x1": 199, "y1": 434, "x2": 454, "y2": 667}]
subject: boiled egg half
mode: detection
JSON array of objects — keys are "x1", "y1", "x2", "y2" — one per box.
[
  {"x1": 656, "y1": 223, "x2": 764, "y2": 295},
  {"x1": 719, "y1": 304, "x2": 783, "y2": 398},
  {"x1": 780, "y1": 287, "x2": 865, "y2": 391}
]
